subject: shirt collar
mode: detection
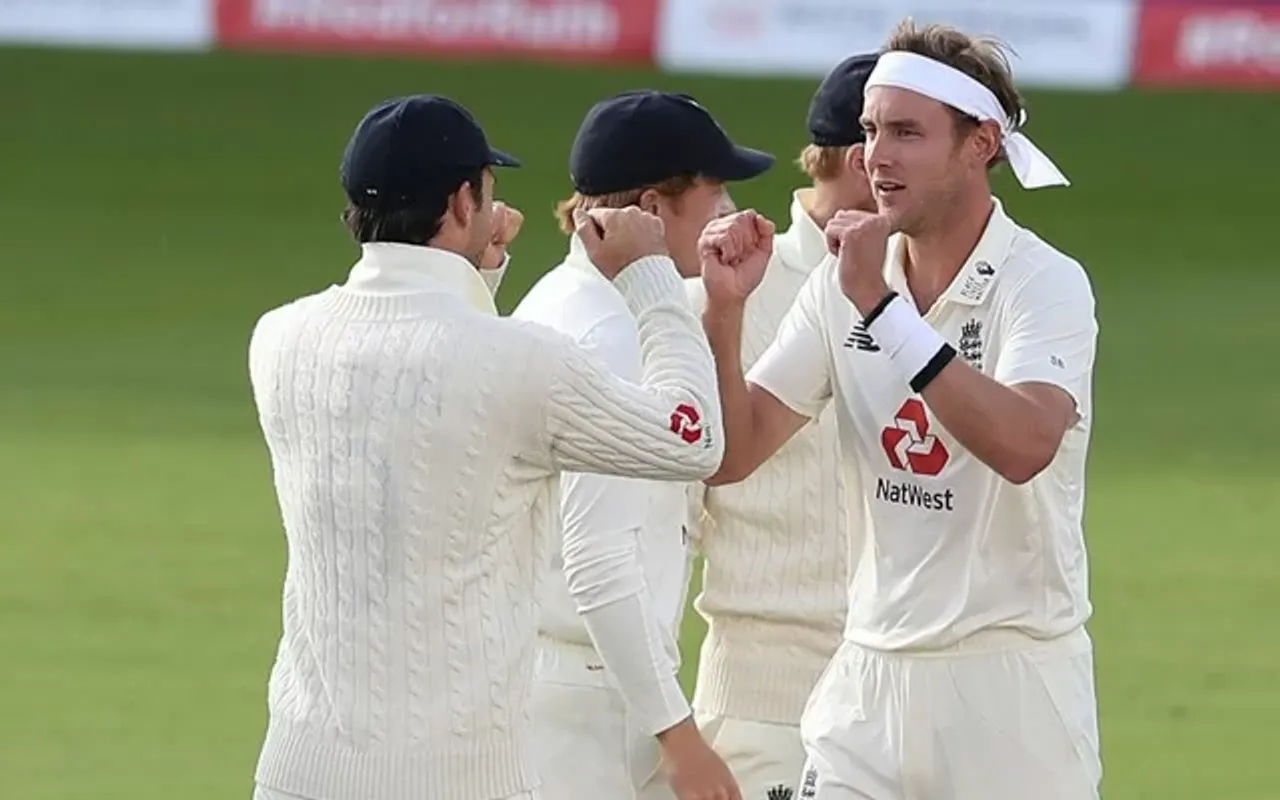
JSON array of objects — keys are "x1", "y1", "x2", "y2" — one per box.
[
  {"x1": 884, "y1": 196, "x2": 1016, "y2": 308},
  {"x1": 773, "y1": 189, "x2": 833, "y2": 274},
  {"x1": 563, "y1": 233, "x2": 635, "y2": 293},
  {"x1": 343, "y1": 242, "x2": 498, "y2": 315},
  {"x1": 564, "y1": 233, "x2": 600, "y2": 274}
]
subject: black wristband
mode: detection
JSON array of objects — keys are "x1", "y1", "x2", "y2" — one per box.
[
  {"x1": 910, "y1": 343, "x2": 956, "y2": 393},
  {"x1": 860, "y1": 290, "x2": 899, "y2": 327}
]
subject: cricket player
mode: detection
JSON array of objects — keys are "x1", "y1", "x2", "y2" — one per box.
[
  {"x1": 247, "y1": 94, "x2": 731, "y2": 800},
  {"x1": 698, "y1": 21, "x2": 1101, "y2": 800},
  {"x1": 682, "y1": 54, "x2": 879, "y2": 800},
  {"x1": 512, "y1": 90, "x2": 773, "y2": 800}
]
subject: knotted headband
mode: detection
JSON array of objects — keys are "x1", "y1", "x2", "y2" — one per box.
[{"x1": 865, "y1": 50, "x2": 1069, "y2": 189}]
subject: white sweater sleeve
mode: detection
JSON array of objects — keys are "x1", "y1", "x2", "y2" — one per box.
[
  {"x1": 681, "y1": 274, "x2": 713, "y2": 553},
  {"x1": 542, "y1": 256, "x2": 724, "y2": 480}
]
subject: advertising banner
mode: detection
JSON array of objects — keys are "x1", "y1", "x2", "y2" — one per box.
[
  {"x1": 656, "y1": 0, "x2": 1142, "y2": 89},
  {"x1": 216, "y1": 0, "x2": 658, "y2": 64},
  {"x1": 1135, "y1": 2, "x2": 1280, "y2": 87},
  {"x1": 0, "y1": 0, "x2": 213, "y2": 49}
]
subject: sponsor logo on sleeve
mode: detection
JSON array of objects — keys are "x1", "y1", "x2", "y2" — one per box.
[{"x1": 669, "y1": 403, "x2": 703, "y2": 444}]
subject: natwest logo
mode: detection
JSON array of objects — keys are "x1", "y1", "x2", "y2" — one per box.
[
  {"x1": 669, "y1": 403, "x2": 703, "y2": 445},
  {"x1": 1135, "y1": 4, "x2": 1280, "y2": 87},
  {"x1": 880, "y1": 398, "x2": 949, "y2": 476}
]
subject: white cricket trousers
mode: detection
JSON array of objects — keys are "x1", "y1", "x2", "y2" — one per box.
[
  {"x1": 799, "y1": 627, "x2": 1101, "y2": 800},
  {"x1": 694, "y1": 712, "x2": 807, "y2": 800},
  {"x1": 253, "y1": 788, "x2": 538, "y2": 800},
  {"x1": 530, "y1": 636, "x2": 675, "y2": 800}
]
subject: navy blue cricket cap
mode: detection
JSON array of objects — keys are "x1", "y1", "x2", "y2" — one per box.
[
  {"x1": 570, "y1": 90, "x2": 774, "y2": 195},
  {"x1": 340, "y1": 94, "x2": 520, "y2": 211},
  {"x1": 807, "y1": 53, "x2": 880, "y2": 147}
]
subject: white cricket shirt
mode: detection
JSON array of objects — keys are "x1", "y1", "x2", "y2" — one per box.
[
  {"x1": 685, "y1": 191, "x2": 850, "y2": 724},
  {"x1": 748, "y1": 198, "x2": 1099, "y2": 651},
  {"x1": 511, "y1": 237, "x2": 691, "y2": 726}
]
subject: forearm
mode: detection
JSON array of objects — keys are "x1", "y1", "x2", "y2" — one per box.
[
  {"x1": 546, "y1": 257, "x2": 724, "y2": 479},
  {"x1": 862, "y1": 291, "x2": 1060, "y2": 483},
  {"x1": 702, "y1": 301, "x2": 760, "y2": 484},
  {"x1": 921, "y1": 362, "x2": 1063, "y2": 483},
  {"x1": 580, "y1": 593, "x2": 690, "y2": 736}
]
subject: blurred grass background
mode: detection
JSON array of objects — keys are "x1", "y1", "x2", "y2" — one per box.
[{"x1": 1, "y1": 45, "x2": 1278, "y2": 799}]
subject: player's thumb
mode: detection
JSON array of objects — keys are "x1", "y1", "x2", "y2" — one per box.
[{"x1": 573, "y1": 208, "x2": 602, "y2": 248}]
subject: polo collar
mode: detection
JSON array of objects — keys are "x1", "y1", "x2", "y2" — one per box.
[
  {"x1": 884, "y1": 196, "x2": 1015, "y2": 308},
  {"x1": 774, "y1": 189, "x2": 833, "y2": 274},
  {"x1": 564, "y1": 233, "x2": 605, "y2": 276},
  {"x1": 344, "y1": 242, "x2": 498, "y2": 315}
]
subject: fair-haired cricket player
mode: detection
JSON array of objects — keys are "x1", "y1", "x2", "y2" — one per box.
[
  {"x1": 513, "y1": 89, "x2": 774, "y2": 800},
  {"x1": 698, "y1": 19, "x2": 1102, "y2": 800},
  {"x1": 682, "y1": 53, "x2": 879, "y2": 800},
  {"x1": 247, "y1": 94, "x2": 728, "y2": 800}
]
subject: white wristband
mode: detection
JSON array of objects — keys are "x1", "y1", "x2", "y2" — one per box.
[{"x1": 864, "y1": 294, "x2": 954, "y2": 391}]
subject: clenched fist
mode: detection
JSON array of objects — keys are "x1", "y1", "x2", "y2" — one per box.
[
  {"x1": 574, "y1": 206, "x2": 669, "y2": 280},
  {"x1": 480, "y1": 201, "x2": 524, "y2": 271},
  {"x1": 825, "y1": 209, "x2": 894, "y2": 313},
  {"x1": 699, "y1": 209, "x2": 775, "y2": 307}
]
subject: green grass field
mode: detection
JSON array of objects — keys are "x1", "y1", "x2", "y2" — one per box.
[{"x1": 1, "y1": 44, "x2": 1278, "y2": 799}]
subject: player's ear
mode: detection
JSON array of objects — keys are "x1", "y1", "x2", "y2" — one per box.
[
  {"x1": 972, "y1": 121, "x2": 1002, "y2": 168},
  {"x1": 448, "y1": 181, "x2": 474, "y2": 226},
  {"x1": 637, "y1": 187, "x2": 663, "y2": 216},
  {"x1": 845, "y1": 144, "x2": 867, "y2": 177}
]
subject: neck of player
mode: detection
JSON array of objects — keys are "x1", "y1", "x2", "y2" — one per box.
[{"x1": 902, "y1": 186, "x2": 994, "y2": 311}]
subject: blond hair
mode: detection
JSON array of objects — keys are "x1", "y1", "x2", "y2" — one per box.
[
  {"x1": 883, "y1": 19, "x2": 1024, "y2": 164},
  {"x1": 553, "y1": 175, "x2": 698, "y2": 234},
  {"x1": 797, "y1": 144, "x2": 849, "y2": 181}
]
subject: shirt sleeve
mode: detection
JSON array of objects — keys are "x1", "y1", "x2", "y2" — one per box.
[
  {"x1": 557, "y1": 298, "x2": 693, "y2": 735},
  {"x1": 684, "y1": 480, "x2": 710, "y2": 553},
  {"x1": 684, "y1": 274, "x2": 708, "y2": 315},
  {"x1": 578, "y1": 595, "x2": 691, "y2": 735},
  {"x1": 478, "y1": 252, "x2": 509, "y2": 297},
  {"x1": 539, "y1": 256, "x2": 724, "y2": 480},
  {"x1": 992, "y1": 260, "x2": 1098, "y2": 421},
  {"x1": 557, "y1": 311, "x2": 651, "y2": 614},
  {"x1": 745, "y1": 264, "x2": 834, "y2": 419}
]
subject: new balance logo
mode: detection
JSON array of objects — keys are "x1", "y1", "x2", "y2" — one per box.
[
  {"x1": 844, "y1": 321, "x2": 880, "y2": 352},
  {"x1": 767, "y1": 785, "x2": 794, "y2": 800}
]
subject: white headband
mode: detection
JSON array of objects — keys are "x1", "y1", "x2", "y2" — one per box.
[{"x1": 864, "y1": 51, "x2": 1069, "y2": 189}]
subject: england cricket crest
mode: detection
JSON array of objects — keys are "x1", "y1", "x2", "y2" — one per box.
[{"x1": 958, "y1": 318, "x2": 983, "y2": 370}]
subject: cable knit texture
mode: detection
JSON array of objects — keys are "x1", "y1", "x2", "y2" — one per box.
[
  {"x1": 686, "y1": 193, "x2": 853, "y2": 725},
  {"x1": 248, "y1": 244, "x2": 721, "y2": 800}
]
